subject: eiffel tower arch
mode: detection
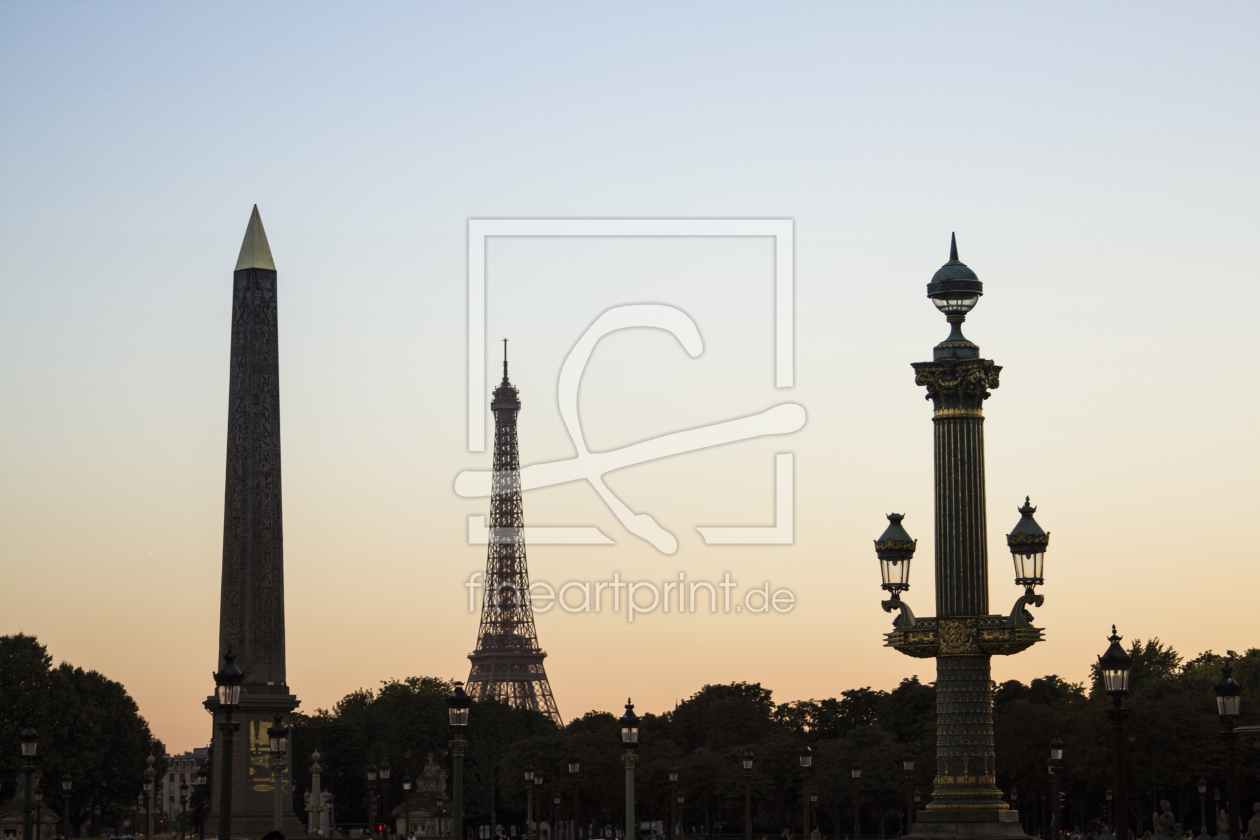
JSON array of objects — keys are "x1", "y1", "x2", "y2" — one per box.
[{"x1": 466, "y1": 347, "x2": 562, "y2": 724}]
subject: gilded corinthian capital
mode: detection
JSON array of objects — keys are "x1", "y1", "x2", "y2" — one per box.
[{"x1": 911, "y1": 358, "x2": 1002, "y2": 414}]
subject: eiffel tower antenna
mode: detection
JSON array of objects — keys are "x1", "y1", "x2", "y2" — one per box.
[{"x1": 466, "y1": 347, "x2": 562, "y2": 724}]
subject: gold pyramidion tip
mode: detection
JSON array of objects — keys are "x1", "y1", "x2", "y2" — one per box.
[{"x1": 235, "y1": 204, "x2": 276, "y2": 271}]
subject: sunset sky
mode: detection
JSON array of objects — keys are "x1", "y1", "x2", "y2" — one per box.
[{"x1": 1, "y1": 2, "x2": 1257, "y2": 754}]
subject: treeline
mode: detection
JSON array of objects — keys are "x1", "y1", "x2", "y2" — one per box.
[
  {"x1": 0, "y1": 634, "x2": 164, "y2": 835},
  {"x1": 289, "y1": 641, "x2": 1259, "y2": 838}
]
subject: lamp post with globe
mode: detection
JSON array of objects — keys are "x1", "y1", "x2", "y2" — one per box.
[
  {"x1": 620, "y1": 701, "x2": 639, "y2": 840},
  {"x1": 568, "y1": 751, "x2": 581, "y2": 840},
  {"x1": 1099, "y1": 628, "x2": 1133, "y2": 840},
  {"x1": 534, "y1": 775, "x2": 543, "y2": 840},
  {"x1": 144, "y1": 755, "x2": 156, "y2": 839},
  {"x1": 267, "y1": 715, "x2": 289, "y2": 833},
  {"x1": 668, "y1": 766, "x2": 677, "y2": 840},
  {"x1": 1048, "y1": 737, "x2": 1064, "y2": 839},
  {"x1": 448, "y1": 682, "x2": 471, "y2": 840},
  {"x1": 876, "y1": 237, "x2": 1050, "y2": 839},
  {"x1": 1214, "y1": 662, "x2": 1242, "y2": 840},
  {"x1": 21, "y1": 727, "x2": 38, "y2": 840},
  {"x1": 741, "y1": 751, "x2": 753, "y2": 840},
  {"x1": 851, "y1": 762, "x2": 861, "y2": 840},
  {"x1": 212, "y1": 652, "x2": 244, "y2": 840},
  {"x1": 524, "y1": 765, "x2": 535, "y2": 840},
  {"x1": 1197, "y1": 779, "x2": 1207, "y2": 837},
  {"x1": 798, "y1": 746, "x2": 812, "y2": 839},
  {"x1": 61, "y1": 774, "x2": 72, "y2": 840}
]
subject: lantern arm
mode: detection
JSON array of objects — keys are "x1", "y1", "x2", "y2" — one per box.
[
  {"x1": 881, "y1": 593, "x2": 917, "y2": 629},
  {"x1": 1006, "y1": 588, "x2": 1045, "y2": 627}
]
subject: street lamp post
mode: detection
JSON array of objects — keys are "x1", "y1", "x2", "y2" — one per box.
[
  {"x1": 1049, "y1": 738, "x2": 1064, "y2": 839},
  {"x1": 1010, "y1": 789, "x2": 1019, "y2": 834},
  {"x1": 676, "y1": 796, "x2": 684, "y2": 840},
  {"x1": 901, "y1": 750, "x2": 916, "y2": 833},
  {"x1": 1197, "y1": 779, "x2": 1207, "y2": 837},
  {"x1": 60, "y1": 775, "x2": 72, "y2": 840},
  {"x1": 379, "y1": 759, "x2": 391, "y2": 838},
  {"x1": 448, "y1": 682, "x2": 471, "y2": 840},
  {"x1": 877, "y1": 239, "x2": 1050, "y2": 839},
  {"x1": 1214, "y1": 662, "x2": 1242, "y2": 840},
  {"x1": 553, "y1": 795, "x2": 561, "y2": 840},
  {"x1": 741, "y1": 751, "x2": 753, "y2": 840},
  {"x1": 366, "y1": 765, "x2": 378, "y2": 837},
  {"x1": 196, "y1": 768, "x2": 208, "y2": 840},
  {"x1": 1099, "y1": 627, "x2": 1133, "y2": 840},
  {"x1": 851, "y1": 762, "x2": 861, "y2": 840},
  {"x1": 180, "y1": 781, "x2": 189, "y2": 839},
  {"x1": 620, "y1": 701, "x2": 639, "y2": 840},
  {"x1": 809, "y1": 793, "x2": 817, "y2": 839},
  {"x1": 668, "y1": 765, "x2": 678, "y2": 840},
  {"x1": 799, "y1": 746, "x2": 812, "y2": 839},
  {"x1": 144, "y1": 755, "x2": 156, "y2": 839},
  {"x1": 534, "y1": 776, "x2": 544, "y2": 840},
  {"x1": 524, "y1": 765, "x2": 535, "y2": 840},
  {"x1": 1104, "y1": 789, "x2": 1112, "y2": 836},
  {"x1": 92, "y1": 806, "x2": 100, "y2": 840},
  {"x1": 20, "y1": 726, "x2": 38, "y2": 840},
  {"x1": 267, "y1": 714, "x2": 289, "y2": 833},
  {"x1": 34, "y1": 786, "x2": 43, "y2": 840},
  {"x1": 212, "y1": 651, "x2": 244, "y2": 840},
  {"x1": 569, "y1": 752, "x2": 581, "y2": 840}
]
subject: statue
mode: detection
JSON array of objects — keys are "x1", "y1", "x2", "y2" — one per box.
[
  {"x1": 1154, "y1": 801, "x2": 1180, "y2": 840},
  {"x1": 1216, "y1": 809, "x2": 1231, "y2": 840},
  {"x1": 1244, "y1": 803, "x2": 1260, "y2": 840}
]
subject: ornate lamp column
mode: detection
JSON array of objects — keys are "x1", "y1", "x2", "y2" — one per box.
[
  {"x1": 851, "y1": 762, "x2": 861, "y2": 840},
  {"x1": 267, "y1": 715, "x2": 289, "y2": 833},
  {"x1": 741, "y1": 751, "x2": 753, "y2": 840},
  {"x1": 60, "y1": 775, "x2": 72, "y2": 840},
  {"x1": 144, "y1": 755, "x2": 156, "y2": 839},
  {"x1": 1197, "y1": 779, "x2": 1207, "y2": 837},
  {"x1": 525, "y1": 765, "x2": 535, "y2": 840},
  {"x1": 196, "y1": 768, "x2": 209, "y2": 840},
  {"x1": 902, "y1": 750, "x2": 915, "y2": 833},
  {"x1": 213, "y1": 653, "x2": 244, "y2": 840},
  {"x1": 448, "y1": 682, "x2": 471, "y2": 840},
  {"x1": 365, "y1": 765, "x2": 378, "y2": 837},
  {"x1": 21, "y1": 727, "x2": 38, "y2": 840},
  {"x1": 668, "y1": 766, "x2": 678, "y2": 840},
  {"x1": 798, "y1": 746, "x2": 812, "y2": 839},
  {"x1": 569, "y1": 752, "x2": 581, "y2": 840},
  {"x1": 1048, "y1": 738, "x2": 1064, "y2": 839},
  {"x1": 534, "y1": 776, "x2": 544, "y2": 840},
  {"x1": 1214, "y1": 663, "x2": 1242, "y2": 840},
  {"x1": 1098, "y1": 628, "x2": 1132, "y2": 840},
  {"x1": 620, "y1": 701, "x2": 640, "y2": 840},
  {"x1": 880, "y1": 236, "x2": 1047, "y2": 840}
]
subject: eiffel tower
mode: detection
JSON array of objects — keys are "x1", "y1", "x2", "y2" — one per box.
[{"x1": 466, "y1": 343, "x2": 562, "y2": 724}]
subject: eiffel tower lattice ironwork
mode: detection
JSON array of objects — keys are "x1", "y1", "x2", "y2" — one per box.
[{"x1": 466, "y1": 346, "x2": 562, "y2": 724}]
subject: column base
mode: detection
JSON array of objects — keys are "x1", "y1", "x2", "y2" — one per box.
[{"x1": 907, "y1": 810, "x2": 1029, "y2": 840}]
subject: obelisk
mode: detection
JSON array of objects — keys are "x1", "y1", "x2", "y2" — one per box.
[{"x1": 205, "y1": 206, "x2": 304, "y2": 838}]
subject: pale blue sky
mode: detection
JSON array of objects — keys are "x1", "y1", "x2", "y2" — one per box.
[{"x1": 2, "y1": 2, "x2": 1257, "y2": 751}]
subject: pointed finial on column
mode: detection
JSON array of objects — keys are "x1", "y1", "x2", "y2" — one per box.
[{"x1": 950, "y1": 232, "x2": 959, "y2": 263}]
